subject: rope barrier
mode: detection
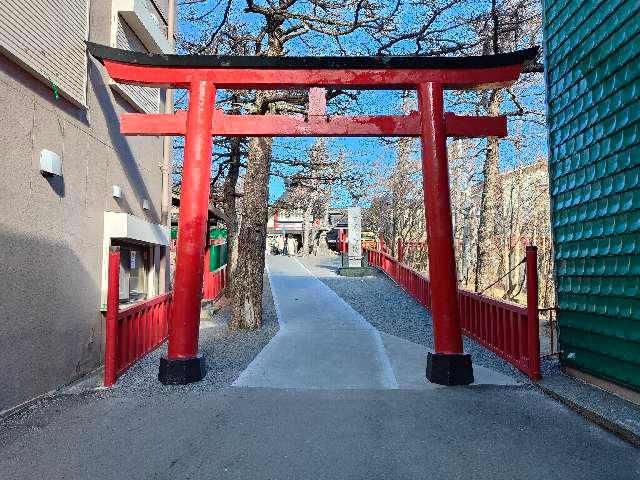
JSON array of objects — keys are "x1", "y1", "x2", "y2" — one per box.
[{"x1": 477, "y1": 257, "x2": 526, "y2": 295}]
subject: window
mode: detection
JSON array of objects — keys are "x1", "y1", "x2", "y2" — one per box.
[
  {"x1": 0, "y1": 0, "x2": 89, "y2": 106},
  {"x1": 114, "y1": 242, "x2": 152, "y2": 304},
  {"x1": 112, "y1": 17, "x2": 160, "y2": 113},
  {"x1": 101, "y1": 212, "x2": 170, "y2": 310}
]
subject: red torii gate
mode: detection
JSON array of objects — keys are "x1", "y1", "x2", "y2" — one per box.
[{"x1": 88, "y1": 43, "x2": 537, "y2": 386}]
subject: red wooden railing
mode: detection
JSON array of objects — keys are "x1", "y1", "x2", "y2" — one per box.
[
  {"x1": 203, "y1": 265, "x2": 226, "y2": 300},
  {"x1": 104, "y1": 248, "x2": 171, "y2": 387},
  {"x1": 203, "y1": 241, "x2": 227, "y2": 300},
  {"x1": 366, "y1": 246, "x2": 541, "y2": 380},
  {"x1": 337, "y1": 228, "x2": 348, "y2": 253},
  {"x1": 104, "y1": 244, "x2": 228, "y2": 386}
]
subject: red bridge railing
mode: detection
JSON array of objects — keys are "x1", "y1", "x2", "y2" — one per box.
[
  {"x1": 203, "y1": 266, "x2": 226, "y2": 300},
  {"x1": 366, "y1": 246, "x2": 541, "y2": 380},
  {"x1": 104, "y1": 243, "x2": 227, "y2": 386}
]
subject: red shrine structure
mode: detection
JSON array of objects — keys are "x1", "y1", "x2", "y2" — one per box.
[{"x1": 88, "y1": 43, "x2": 537, "y2": 386}]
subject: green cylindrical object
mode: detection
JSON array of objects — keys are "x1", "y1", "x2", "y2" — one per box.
[
  {"x1": 208, "y1": 241, "x2": 228, "y2": 271},
  {"x1": 220, "y1": 242, "x2": 228, "y2": 266},
  {"x1": 209, "y1": 244, "x2": 220, "y2": 271}
]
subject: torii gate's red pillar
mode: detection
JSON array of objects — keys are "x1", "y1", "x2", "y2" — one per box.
[
  {"x1": 158, "y1": 81, "x2": 216, "y2": 384},
  {"x1": 419, "y1": 82, "x2": 472, "y2": 384}
]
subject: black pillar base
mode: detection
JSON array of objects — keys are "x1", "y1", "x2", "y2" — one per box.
[
  {"x1": 426, "y1": 352, "x2": 474, "y2": 386},
  {"x1": 158, "y1": 355, "x2": 207, "y2": 385}
]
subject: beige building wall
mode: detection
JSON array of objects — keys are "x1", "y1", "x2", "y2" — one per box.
[{"x1": 0, "y1": 0, "x2": 172, "y2": 411}]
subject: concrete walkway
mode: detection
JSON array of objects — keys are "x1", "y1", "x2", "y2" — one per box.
[
  {"x1": 1, "y1": 256, "x2": 638, "y2": 479},
  {"x1": 234, "y1": 256, "x2": 516, "y2": 390}
]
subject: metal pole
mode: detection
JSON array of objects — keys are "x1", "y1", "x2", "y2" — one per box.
[
  {"x1": 104, "y1": 247, "x2": 120, "y2": 387},
  {"x1": 419, "y1": 82, "x2": 473, "y2": 385},
  {"x1": 160, "y1": 0, "x2": 176, "y2": 294},
  {"x1": 159, "y1": 80, "x2": 216, "y2": 385},
  {"x1": 526, "y1": 245, "x2": 541, "y2": 380}
]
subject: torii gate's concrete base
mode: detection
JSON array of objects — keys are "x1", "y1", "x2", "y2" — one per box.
[{"x1": 337, "y1": 266, "x2": 375, "y2": 277}]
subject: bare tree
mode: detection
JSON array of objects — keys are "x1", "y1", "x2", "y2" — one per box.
[
  {"x1": 468, "y1": 0, "x2": 544, "y2": 292},
  {"x1": 181, "y1": 0, "x2": 395, "y2": 329},
  {"x1": 175, "y1": 0, "x2": 546, "y2": 327}
]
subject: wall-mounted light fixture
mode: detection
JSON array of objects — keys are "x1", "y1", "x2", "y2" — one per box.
[
  {"x1": 40, "y1": 150, "x2": 63, "y2": 177},
  {"x1": 142, "y1": 198, "x2": 150, "y2": 210},
  {"x1": 112, "y1": 185, "x2": 122, "y2": 198}
]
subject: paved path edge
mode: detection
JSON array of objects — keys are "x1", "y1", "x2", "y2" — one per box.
[{"x1": 535, "y1": 382, "x2": 640, "y2": 448}]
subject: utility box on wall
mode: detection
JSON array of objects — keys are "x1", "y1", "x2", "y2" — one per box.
[{"x1": 39, "y1": 150, "x2": 63, "y2": 177}]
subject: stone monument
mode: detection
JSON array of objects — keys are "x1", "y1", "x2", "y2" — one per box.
[
  {"x1": 347, "y1": 207, "x2": 362, "y2": 267},
  {"x1": 338, "y1": 206, "x2": 374, "y2": 276}
]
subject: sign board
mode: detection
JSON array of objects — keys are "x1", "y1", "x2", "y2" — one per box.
[{"x1": 347, "y1": 207, "x2": 362, "y2": 267}]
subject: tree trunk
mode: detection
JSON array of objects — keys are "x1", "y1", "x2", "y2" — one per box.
[
  {"x1": 229, "y1": 136, "x2": 272, "y2": 330},
  {"x1": 230, "y1": 30, "x2": 282, "y2": 329},
  {"x1": 475, "y1": 90, "x2": 503, "y2": 292},
  {"x1": 222, "y1": 138, "x2": 241, "y2": 294}
]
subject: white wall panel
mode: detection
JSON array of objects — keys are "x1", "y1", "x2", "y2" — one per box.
[
  {"x1": 113, "y1": 17, "x2": 159, "y2": 113},
  {"x1": 0, "y1": 0, "x2": 89, "y2": 105}
]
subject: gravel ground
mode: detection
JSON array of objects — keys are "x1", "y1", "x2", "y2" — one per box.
[
  {"x1": 298, "y1": 255, "x2": 538, "y2": 381},
  {"x1": 106, "y1": 273, "x2": 279, "y2": 396},
  {"x1": 0, "y1": 274, "x2": 279, "y2": 425}
]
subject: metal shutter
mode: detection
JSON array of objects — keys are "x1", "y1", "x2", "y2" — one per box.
[
  {"x1": 115, "y1": 15, "x2": 159, "y2": 113},
  {"x1": 0, "y1": 0, "x2": 89, "y2": 106}
]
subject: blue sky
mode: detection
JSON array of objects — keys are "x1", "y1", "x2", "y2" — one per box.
[{"x1": 174, "y1": 1, "x2": 548, "y2": 206}]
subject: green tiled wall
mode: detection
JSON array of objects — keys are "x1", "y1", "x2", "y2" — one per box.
[{"x1": 544, "y1": 0, "x2": 640, "y2": 390}]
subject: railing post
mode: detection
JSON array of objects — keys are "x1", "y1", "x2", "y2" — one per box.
[
  {"x1": 104, "y1": 247, "x2": 120, "y2": 387},
  {"x1": 526, "y1": 245, "x2": 541, "y2": 381}
]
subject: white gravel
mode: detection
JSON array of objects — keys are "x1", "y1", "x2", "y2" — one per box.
[{"x1": 18, "y1": 275, "x2": 277, "y2": 404}]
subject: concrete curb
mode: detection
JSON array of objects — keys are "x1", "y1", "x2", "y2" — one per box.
[
  {"x1": 535, "y1": 383, "x2": 640, "y2": 448},
  {"x1": 0, "y1": 365, "x2": 105, "y2": 420}
]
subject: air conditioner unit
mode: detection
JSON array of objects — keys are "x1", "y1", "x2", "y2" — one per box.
[{"x1": 40, "y1": 150, "x2": 63, "y2": 177}]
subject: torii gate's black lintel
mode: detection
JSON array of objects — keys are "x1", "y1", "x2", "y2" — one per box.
[{"x1": 87, "y1": 42, "x2": 538, "y2": 70}]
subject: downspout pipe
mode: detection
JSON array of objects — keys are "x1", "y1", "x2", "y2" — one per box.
[{"x1": 160, "y1": 0, "x2": 176, "y2": 293}]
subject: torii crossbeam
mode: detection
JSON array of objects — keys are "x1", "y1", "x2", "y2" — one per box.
[{"x1": 88, "y1": 42, "x2": 537, "y2": 386}]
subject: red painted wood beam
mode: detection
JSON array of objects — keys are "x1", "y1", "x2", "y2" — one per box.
[
  {"x1": 120, "y1": 110, "x2": 507, "y2": 138},
  {"x1": 163, "y1": 80, "x2": 216, "y2": 377},
  {"x1": 418, "y1": 82, "x2": 465, "y2": 358},
  {"x1": 120, "y1": 110, "x2": 420, "y2": 137},
  {"x1": 445, "y1": 112, "x2": 507, "y2": 138},
  {"x1": 103, "y1": 59, "x2": 523, "y2": 91}
]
